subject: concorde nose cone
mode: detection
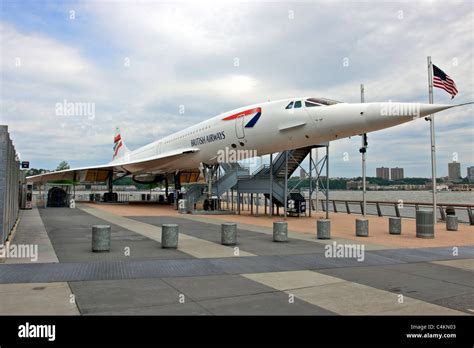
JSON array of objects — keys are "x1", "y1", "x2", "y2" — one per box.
[
  {"x1": 418, "y1": 103, "x2": 456, "y2": 118},
  {"x1": 369, "y1": 102, "x2": 472, "y2": 119}
]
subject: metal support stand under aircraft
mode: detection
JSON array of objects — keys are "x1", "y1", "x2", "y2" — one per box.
[
  {"x1": 103, "y1": 170, "x2": 117, "y2": 202},
  {"x1": 202, "y1": 163, "x2": 219, "y2": 210},
  {"x1": 180, "y1": 144, "x2": 330, "y2": 217},
  {"x1": 174, "y1": 172, "x2": 181, "y2": 209},
  {"x1": 280, "y1": 143, "x2": 329, "y2": 218}
]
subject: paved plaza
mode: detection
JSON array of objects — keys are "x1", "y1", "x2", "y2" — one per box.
[{"x1": 0, "y1": 204, "x2": 472, "y2": 315}]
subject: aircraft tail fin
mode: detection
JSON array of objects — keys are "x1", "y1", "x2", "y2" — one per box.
[{"x1": 112, "y1": 127, "x2": 130, "y2": 161}]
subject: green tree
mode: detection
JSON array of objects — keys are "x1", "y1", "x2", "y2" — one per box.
[
  {"x1": 25, "y1": 168, "x2": 48, "y2": 176},
  {"x1": 56, "y1": 161, "x2": 70, "y2": 171}
]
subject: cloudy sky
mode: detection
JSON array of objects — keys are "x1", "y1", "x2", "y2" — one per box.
[{"x1": 1, "y1": 0, "x2": 473, "y2": 178}]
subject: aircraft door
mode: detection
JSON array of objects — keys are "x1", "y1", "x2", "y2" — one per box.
[{"x1": 235, "y1": 114, "x2": 245, "y2": 139}]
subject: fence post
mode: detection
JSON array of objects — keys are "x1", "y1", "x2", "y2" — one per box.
[
  {"x1": 376, "y1": 202, "x2": 382, "y2": 217},
  {"x1": 394, "y1": 203, "x2": 400, "y2": 217}
]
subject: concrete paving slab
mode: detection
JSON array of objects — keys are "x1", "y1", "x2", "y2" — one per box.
[
  {"x1": 85, "y1": 302, "x2": 210, "y2": 315},
  {"x1": 370, "y1": 247, "x2": 464, "y2": 263},
  {"x1": 162, "y1": 274, "x2": 277, "y2": 301},
  {"x1": 431, "y1": 259, "x2": 474, "y2": 272},
  {"x1": 242, "y1": 270, "x2": 345, "y2": 291},
  {"x1": 235, "y1": 235, "x2": 325, "y2": 256},
  {"x1": 0, "y1": 282, "x2": 79, "y2": 315},
  {"x1": 432, "y1": 293, "x2": 474, "y2": 314},
  {"x1": 288, "y1": 280, "x2": 464, "y2": 315},
  {"x1": 69, "y1": 278, "x2": 183, "y2": 314},
  {"x1": 373, "y1": 301, "x2": 468, "y2": 315},
  {"x1": 318, "y1": 265, "x2": 474, "y2": 304},
  {"x1": 5, "y1": 208, "x2": 58, "y2": 264},
  {"x1": 198, "y1": 291, "x2": 335, "y2": 315},
  {"x1": 178, "y1": 238, "x2": 254, "y2": 258},
  {"x1": 381, "y1": 262, "x2": 474, "y2": 288}
]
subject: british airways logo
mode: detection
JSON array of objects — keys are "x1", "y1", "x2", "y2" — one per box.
[
  {"x1": 222, "y1": 107, "x2": 262, "y2": 128},
  {"x1": 191, "y1": 131, "x2": 226, "y2": 146}
]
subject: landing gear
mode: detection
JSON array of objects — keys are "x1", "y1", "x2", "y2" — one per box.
[
  {"x1": 174, "y1": 172, "x2": 181, "y2": 210},
  {"x1": 201, "y1": 163, "x2": 219, "y2": 210},
  {"x1": 103, "y1": 170, "x2": 118, "y2": 202}
]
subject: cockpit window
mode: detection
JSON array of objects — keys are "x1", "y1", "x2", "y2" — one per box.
[
  {"x1": 306, "y1": 97, "x2": 341, "y2": 106},
  {"x1": 285, "y1": 101, "x2": 294, "y2": 109},
  {"x1": 305, "y1": 100, "x2": 321, "y2": 107},
  {"x1": 294, "y1": 101, "x2": 302, "y2": 108}
]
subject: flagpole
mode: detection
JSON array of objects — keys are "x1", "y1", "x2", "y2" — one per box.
[
  {"x1": 427, "y1": 56, "x2": 437, "y2": 225},
  {"x1": 360, "y1": 84, "x2": 366, "y2": 217}
]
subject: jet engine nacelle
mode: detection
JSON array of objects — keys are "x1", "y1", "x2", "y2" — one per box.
[{"x1": 132, "y1": 174, "x2": 166, "y2": 184}]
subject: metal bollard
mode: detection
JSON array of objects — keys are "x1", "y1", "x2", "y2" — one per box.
[
  {"x1": 355, "y1": 218, "x2": 369, "y2": 237},
  {"x1": 221, "y1": 222, "x2": 237, "y2": 245},
  {"x1": 92, "y1": 225, "x2": 111, "y2": 252},
  {"x1": 273, "y1": 221, "x2": 288, "y2": 242},
  {"x1": 416, "y1": 210, "x2": 434, "y2": 239},
  {"x1": 317, "y1": 219, "x2": 331, "y2": 239},
  {"x1": 389, "y1": 217, "x2": 402, "y2": 235},
  {"x1": 162, "y1": 224, "x2": 179, "y2": 248},
  {"x1": 446, "y1": 215, "x2": 458, "y2": 231}
]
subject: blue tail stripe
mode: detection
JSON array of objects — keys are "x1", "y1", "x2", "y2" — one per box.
[{"x1": 245, "y1": 112, "x2": 261, "y2": 128}]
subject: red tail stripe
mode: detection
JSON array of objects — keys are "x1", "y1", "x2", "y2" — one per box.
[
  {"x1": 113, "y1": 141, "x2": 122, "y2": 158},
  {"x1": 222, "y1": 107, "x2": 261, "y2": 121},
  {"x1": 114, "y1": 134, "x2": 121, "y2": 143}
]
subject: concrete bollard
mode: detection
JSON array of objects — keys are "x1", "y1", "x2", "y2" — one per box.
[
  {"x1": 221, "y1": 222, "x2": 237, "y2": 245},
  {"x1": 273, "y1": 221, "x2": 288, "y2": 242},
  {"x1": 92, "y1": 225, "x2": 111, "y2": 252},
  {"x1": 389, "y1": 217, "x2": 402, "y2": 235},
  {"x1": 162, "y1": 224, "x2": 179, "y2": 248},
  {"x1": 446, "y1": 215, "x2": 458, "y2": 231},
  {"x1": 355, "y1": 218, "x2": 369, "y2": 237},
  {"x1": 416, "y1": 210, "x2": 434, "y2": 239},
  {"x1": 317, "y1": 219, "x2": 331, "y2": 239},
  {"x1": 178, "y1": 199, "x2": 188, "y2": 214}
]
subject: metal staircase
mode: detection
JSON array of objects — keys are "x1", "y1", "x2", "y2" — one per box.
[
  {"x1": 240, "y1": 146, "x2": 312, "y2": 207},
  {"x1": 183, "y1": 146, "x2": 318, "y2": 211},
  {"x1": 184, "y1": 183, "x2": 207, "y2": 209},
  {"x1": 184, "y1": 162, "x2": 249, "y2": 208},
  {"x1": 213, "y1": 163, "x2": 249, "y2": 195}
]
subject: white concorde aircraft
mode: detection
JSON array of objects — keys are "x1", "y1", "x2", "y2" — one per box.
[{"x1": 27, "y1": 97, "x2": 471, "y2": 186}]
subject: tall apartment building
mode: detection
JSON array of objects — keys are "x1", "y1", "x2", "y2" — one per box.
[
  {"x1": 376, "y1": 167, "x2": 390, "y2": 180},
  {"x1": 467, "y1": 166, "x2": 474, "y2": 183},
  {"x1": 390, "y1": 167, "x2": 404, "y2": 181},
  {"x1": 448, "y1": 162, "x2": 461, "y2": 182}
]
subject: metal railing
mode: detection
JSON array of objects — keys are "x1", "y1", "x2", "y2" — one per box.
[
  {"x1": 313, "y1": 199, "x2": 473, "y2": 224},
  {"x1": 33, "y1": 191, "x2": 170, "y2": 205},
  {"x1": 0, "y1": 126, "x2": 21, "y2": 243}
]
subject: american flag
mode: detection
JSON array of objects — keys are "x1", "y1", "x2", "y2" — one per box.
[{"x1": 432, "y1": 64, "x2": 458, "y2": 99}]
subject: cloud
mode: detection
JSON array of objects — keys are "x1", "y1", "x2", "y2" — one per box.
[{"x1": 0, "y1": 0, "x2": 472, "y2": 177}]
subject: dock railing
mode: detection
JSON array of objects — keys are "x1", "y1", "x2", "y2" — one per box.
[{"x1": 312, "y1": 199, "x2": 473, "y2": 225}]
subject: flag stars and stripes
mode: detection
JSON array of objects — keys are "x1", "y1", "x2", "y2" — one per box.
[{"x1": 432, "y1": 64, "x2": 458, "y2": 99}]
